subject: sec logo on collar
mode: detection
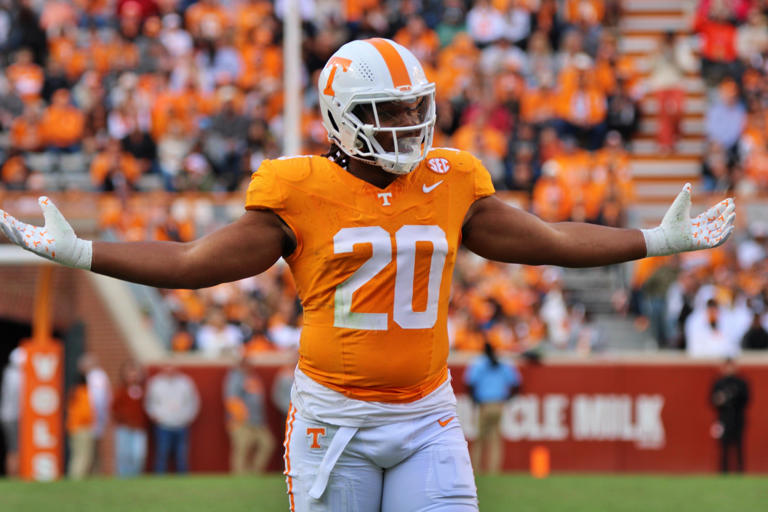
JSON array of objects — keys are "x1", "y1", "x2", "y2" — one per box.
[{"x1": 427, "y1": 158, "x2": 450, "y2": 174}]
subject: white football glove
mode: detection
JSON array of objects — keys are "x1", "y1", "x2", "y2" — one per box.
[
  {"x1": 0, "y1": 196, "x2": 92, "y2": 269},
  {"x1": 641, "y1": 183, "x2": 735, "y2": 257}
]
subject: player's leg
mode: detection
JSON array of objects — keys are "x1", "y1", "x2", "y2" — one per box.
[
  {"x1": 154, "y1": 426, "x2": 171, "y2": 473},
  {"x1": 485, "y1": 403, "x2": 504, "y2": 473},
  {"x1": 133, "y1": 428, "x2": 148, "y2": 476},
  {"x1": 175, "y1": 427, "x2": 189, "y2": 473},
  {"x1": 114, "y1": 426, "x2": 133, "y2": 477},
  {"x1": 228, "y1": 424, "x2": 248, "y2": 473},
  {"x1": 381, "y1": 417, "x2": 477, "y2": 512},
  {"x1": 252, "y1": 425, "x2": 276, "y2": 473},
  {"x1": 284, "y1": 406, "x2": 382, "y2": 512}
]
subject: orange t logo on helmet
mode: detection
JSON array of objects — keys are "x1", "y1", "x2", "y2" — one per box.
[{"x1": 323, "y1": 56, "x2": 352, "y2": 97}]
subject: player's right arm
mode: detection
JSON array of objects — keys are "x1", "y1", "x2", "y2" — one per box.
[{"x1": 0, "y1": 197, "x2": 292, "y2": 289}]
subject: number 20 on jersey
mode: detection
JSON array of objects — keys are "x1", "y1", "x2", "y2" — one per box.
[{"x1": 333, "y1": 225, "x2": 448, "y2": 331}]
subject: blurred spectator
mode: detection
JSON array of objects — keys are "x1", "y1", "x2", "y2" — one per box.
[
  {"x1": 523, "y1": 31, "x2": 555, "y2": 86},
  {"x1": 9, "y1": 104, "x2": 42, "y2": 153},
  {"x1": 465, "y1": 342, "x2": 521, "y2": 474},
  {"x1": 647, "y1": 32, "x2": 695, "y2": 154},
  {"x1": 1, "y1": 149, "x2": 32, "y2": 190},
  {"x1": 605, "y1": 77, "x2": 639, "y2": 143},
  {"x1": 540, "y1": 278, "x2": 569, "y2": 349},
  {"x1": 271, "y1": 350, "x2": 298, "y2": 417},
  {"x1": 223, "y1": 354, "x2": 275, "y2": 474},
  {"x1": 145, "y1": 365, "x2": 200, "y2": 474},
  {"x1": 506, "y1": 0, "x2": 533, "y2": 45},
  {"x1": 568, "y1": 307, "x2": 605, "y2": 354},
  {"x1": 694, "y1": 2, "x2": 741, "y2": 87},
  {"x1": 91, "y1": 138, "x2": 142, "y2": 191},
  {"x1": 1, "y1": 347, "x2": 24, "y2": 478},
  {"x1": 66, "y1": 373, "x2": 94, "y2": 480},
  {"x1": 394, "y1": 15, "x2": 439, "y2": 65},
  {"x1": 40, "y1": 88, "x2": 85, "y2": 152},
  {"x1": 6, "y1": 48, "x2": 43, "y2": 104},
  {"x1": 8, "y1": 4, "x2": 47, "y2": 65},
  {"x1": 710, "y1": 358, "x2": 750, "y2": 473},
  {"x1": 196, "y1": 307, "x2": 245, "y2": 358},
  {"x1": 0, "y1": 76, "x2": 23, "y2": 130},
  {"x1": 737, "y1": 9, "x2": 768, "y2": 64},
  {"x1": 666, "y1": 270, "x2": 699, "y2": 350},
  {"x1": 78, "y1": 353, "x2": 112, "y2": 475},
  {"x1": 435, "y1": 0, "x2": 466, "y2": 47},
  {"x1": 741, "y1": 311, "x2": 768, "y2": 350},
  {"x1": 701, "y1": 142, "x2": 735, "y2": 193},
  {"x1": 112, "y1": 360, "x2": 149, "y2": 478},
  {"x1": 706, "y1": 78, "x2": 746, "y2": 155},
  {"x1": 158, "y1": 120, "x2": 194, "y2": 189},
  {"x1": 160, "y1": 13, "x2": 193, "y2": 58},
  {"x1": 267, "y1": 305, "x2": 302, "y2": 350},
  {"x1": 532, "y1": 160, "x2": 572, "y2": 222},
  {"x1": 554, "y1": 54, "x2": 607, "y2": 150},
  {"x1": 687, "y1": 299, "x2": 740, "y2": 358},
  {"x1": 41, "y1": 59, "x2": 70, "y2": 104},
  {"x1": 121, "y1": 125, "x2": 158, "y2": 176},
  {"x1": 467, "y1": 0, "x2": 506, "y2": 47},
  {"x1": 642, "y1": 256, "x2": 680, "y2": 348},
  {"x1": 203, "y1": 86, "x2": 249, "y2": 186}
]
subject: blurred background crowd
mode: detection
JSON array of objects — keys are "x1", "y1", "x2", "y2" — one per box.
[{"x1": 0, "y1": 0, "x2": 767, "y2": 360}]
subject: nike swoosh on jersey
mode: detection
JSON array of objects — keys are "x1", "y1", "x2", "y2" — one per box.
[
  {"x1": 422, "y1": 180, "x2": 444, "y2": 193},
  {"x1": 437, "y1": 416, "x2": 455, "y2": 427}
]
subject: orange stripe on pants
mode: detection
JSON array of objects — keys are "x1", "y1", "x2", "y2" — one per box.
[{"x1": 283, "y1": 404, "x2": 297, "y2": 512}]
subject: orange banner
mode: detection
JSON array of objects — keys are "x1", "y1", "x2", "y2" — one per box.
[{"x1": 18, "y1": 339, "x2": 64, "y2": 481}]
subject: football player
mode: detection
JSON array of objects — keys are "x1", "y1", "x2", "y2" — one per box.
[{"x1": 0, "y1": 39, "x2": 734, "y2": 511}]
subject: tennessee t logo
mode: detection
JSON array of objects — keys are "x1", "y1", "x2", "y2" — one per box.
[
  {"x1": 323, "y1": 57, "x2": 352, "y2": 96},
  {"x1": 377, "y1": 192, "x2": 392, "y2": 206},
  {"x1": 306, "y1": 427, "x2": 326, "y2": 449}
]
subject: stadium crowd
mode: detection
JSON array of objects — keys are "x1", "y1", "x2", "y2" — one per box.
[
  {"x1": 692, "y1": 0, "x2": 768, "y2": 194},
  {"x1": 0, "y1": 0, "x2": 766, "y2": 359}
]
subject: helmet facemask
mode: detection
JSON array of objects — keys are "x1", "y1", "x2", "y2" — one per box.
[{"x1": 336, "y1": 87, "x2": 436, "y2": 175}]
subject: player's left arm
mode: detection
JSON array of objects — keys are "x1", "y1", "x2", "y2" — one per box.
[{"x1": 461, "y1": 184, "x2": 735, "y2": 267}]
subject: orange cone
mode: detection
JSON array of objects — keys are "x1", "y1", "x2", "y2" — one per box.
[{"x1": 530, "y1": 446, "x2": 550, "y2": 478}]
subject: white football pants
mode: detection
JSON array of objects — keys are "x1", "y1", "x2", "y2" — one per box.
[{"x1": 283, "y1": 405, "x2": 478, "y2": 511}]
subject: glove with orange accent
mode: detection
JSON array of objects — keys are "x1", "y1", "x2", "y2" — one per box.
[
  {"x1": 641, "y1": 183, "x2": 735, "y2": 257},
  {"x1": 0, "y1": 197, "x2": 92, "y2": 269}
]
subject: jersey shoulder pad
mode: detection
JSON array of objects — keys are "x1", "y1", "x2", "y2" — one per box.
[
  {"x1": 424, "y1": 148, "x2": 482, "y2": 175},
  {"x1": 268, "y1": 154, "x2": 316, "y2": 182},
  {"x1": 246, "y1": 156, "x2": 311, "y2": 211}
]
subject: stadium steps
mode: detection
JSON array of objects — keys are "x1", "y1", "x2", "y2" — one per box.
[
  {"x1": 620, "y1": 0, "x2": 706, "y2": 207},
  {"x1": 560, "y1": 267, "x2": 655, "y2": 351}
]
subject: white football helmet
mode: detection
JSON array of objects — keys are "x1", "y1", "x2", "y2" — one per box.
[{"x1": 318, "y1": 38, "x2": 436, "y2": 175}]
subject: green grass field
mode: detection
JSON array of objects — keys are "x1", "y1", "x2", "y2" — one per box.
[{"x1": 1, "y1": 474, "x2": 766, "y2": 512}]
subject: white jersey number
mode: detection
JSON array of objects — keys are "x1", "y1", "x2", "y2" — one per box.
[{"x1": 333, "y1": 225, "x2": 448, "y2": 330}]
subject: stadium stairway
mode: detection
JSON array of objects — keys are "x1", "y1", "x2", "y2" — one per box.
[
  {"x1": 561, "y1": 265, "x2": 655, "y2": 351},
  {"x1": 547, "y1": 1, "x2": 701, "y2": 353},
  {"x1": 620, "y1": 0, "x2": 705, "y2": 227}
]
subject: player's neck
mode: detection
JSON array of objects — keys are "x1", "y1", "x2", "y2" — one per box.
[{"x1": 346, "y1": 159, "x2": 399, "y2": 189}]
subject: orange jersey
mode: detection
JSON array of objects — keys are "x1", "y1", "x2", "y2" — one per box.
[{"x1": 246, "y1": 150, "x2": 494, "y2": 402}]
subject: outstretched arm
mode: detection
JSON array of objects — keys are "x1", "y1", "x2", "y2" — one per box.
[
  {"x1": 462, "y1": 184, "x2": 734, "y2": 267},
  {"x1": 0, "y1": 197, "x2": 292, "y2": 289}
]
